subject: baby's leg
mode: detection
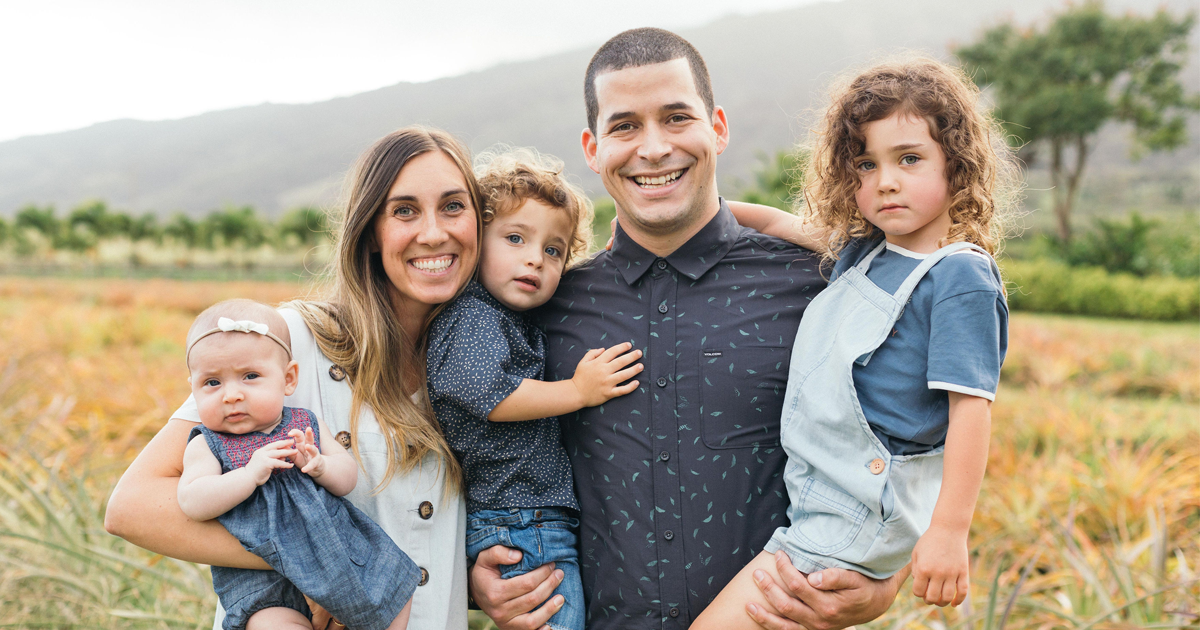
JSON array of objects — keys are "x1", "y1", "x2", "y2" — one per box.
[
  {"x1": 691, "y1": 551, "x2": 785, "y2": 630},
  {"x1": 245, "y1": 606, "x2": 311, "y2": 630},
  {"x1": 385, "y1": 597, "x2": 413, "y2": 630}
]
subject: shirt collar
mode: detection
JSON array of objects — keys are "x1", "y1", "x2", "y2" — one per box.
[
  {"x1": 463, "y1": 281, "x2": 518, "y2": 318},
  {"x1": 610, "y1": 198, "x2": 741, "y2": 285}
]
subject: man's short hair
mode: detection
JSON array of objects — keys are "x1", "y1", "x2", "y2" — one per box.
[{"x1": 584, "y1": 28, "x2": 715, "y2": 135}]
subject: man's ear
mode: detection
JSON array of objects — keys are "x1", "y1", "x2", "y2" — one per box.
[
  {"x1": 712, "y1": 106, "x2": 729, "y2": 156},
  {"x1": 581, "y1": 127, "x2": 600, "y2": 174}
]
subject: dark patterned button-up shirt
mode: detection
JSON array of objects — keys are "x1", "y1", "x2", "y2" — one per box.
[{"x1": 535, "y1": 200, "x2": 824, "y2": 629}]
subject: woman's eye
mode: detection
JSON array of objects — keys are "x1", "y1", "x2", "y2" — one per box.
[
  {"x1": 392, "y1": 205, "x2": 415, "y2": 217},
  {"x1": 506, "y1": 234, "x2": 524, "y2": 245},
  {"x1": 444, "y1": 200, "x2": 466, "y2": 214},
  {"x1": 545, "y1": 246, "x2": 562, "y2": 257},
  {"x1": 901, "y1": 155, "x2": 920, "y2": 165}
]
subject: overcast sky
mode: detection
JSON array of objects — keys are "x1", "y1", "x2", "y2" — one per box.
[{"x1": 0, "y1": 0, "x2": 832, "y2": 142}]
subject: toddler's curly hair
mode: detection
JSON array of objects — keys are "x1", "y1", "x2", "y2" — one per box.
[
  {"x1": 475, "y1": 147, "x2": 594, "y2": 269},
  {"x1": 801, "y1": 56, "x2": 1021, "y2": 263}
]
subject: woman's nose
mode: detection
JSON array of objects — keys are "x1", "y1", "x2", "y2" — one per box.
[{"x1": 415, "y1": 213, "x2": 448, "y2": 246}]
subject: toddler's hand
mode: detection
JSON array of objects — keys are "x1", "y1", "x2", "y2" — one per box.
[
  {"x1": 245, "y1": 440, "x2": 296, "y2": 485},
  {"x1": 911, "y1": 525, "x2": 970, "y2": 607},
  {"x1": 288, "y1": 427, "x2": 326, "y2": 479},
  {"x1": 571, "y1": 342, "x2": 643, "y2": 407}
]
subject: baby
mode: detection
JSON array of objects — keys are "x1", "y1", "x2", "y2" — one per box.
[
  {"x1": 177, "y1": 299, "x2": 419, "y2": 630},
  {"x1": 426, "y1": 148, "x2": 642, "y2": 630}
]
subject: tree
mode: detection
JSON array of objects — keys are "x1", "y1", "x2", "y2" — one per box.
[
  {"x1": 204, "y1": 206, "x2": 266, "y2": 250},
  {"x1": 276, "y1": 206, "x2": 329, "y2": 248},
  {"x1": 957, "y1": 1, "x2": 1198, "y2": 244},
  {"x1": 15, "y1": 205, "x2": 60, "y2": 247},
  {"x1": 738, "y1": 149, "x2": 810, "y2": 211}
]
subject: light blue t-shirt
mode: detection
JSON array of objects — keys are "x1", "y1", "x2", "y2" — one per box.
[{"x1": 832, "y1": 237, "x2": 1009, "y2": 455}]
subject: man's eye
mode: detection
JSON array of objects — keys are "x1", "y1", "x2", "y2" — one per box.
[
  {"x1": 901, "y1": 155, "x2": 920, "y2": 165},
  {"x1": 507, "y1": 234, "x2": 523, "y2": 245},
  {"x1": 668, "y1": 114, "x2": 689, "y2": 123},
  {"x1": 612, "y1": 122, "x2": 634, "y2": 132},
  {"x1": 545, "y1": 246, "x2": 562, "y2": 257}
]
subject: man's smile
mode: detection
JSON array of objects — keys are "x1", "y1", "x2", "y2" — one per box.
[{"x1": 632, "y1": 169, "x2": 686, "y2": 188}]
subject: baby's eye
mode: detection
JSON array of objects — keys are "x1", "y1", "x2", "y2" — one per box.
[
  {"x1": 545, "y1": 245, "x2": 562, "y2": 258},
  {"x1": 204, "y1": 378, "x2": 220, "y2": 387},
  {"x1": 506, "y1": 234, "x2": 524, "y2": 245},
  {"x1": 245, "y1": 372, "x2": 260, "y2": 381},
  {"x1": 901, "y1": 155, "x2": 920, "y2": 165}
]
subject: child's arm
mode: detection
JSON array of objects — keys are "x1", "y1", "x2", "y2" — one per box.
[
  {"x1": 176, "y1": 435, "x2": 297, "y2": 522},
  {"x1": 487, "y1": 342, "x2": 643, "y2": 422},
  {"x1": 911, "y1": 392, "x2": 992, "y2": 607},
  {"x1": 726, "y1": 200, "x2": 829, "y2": 253},
  {"x1": 287, "y1": 415, "x2": 358, "y2": 497}
]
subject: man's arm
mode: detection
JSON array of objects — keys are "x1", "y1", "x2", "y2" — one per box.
[
  {"x1": 105, "y1": 418, "x2": 269, "y2": 569},
  {"x1": 469, "y1": 546, "x2": 564, "y2": 630},
  {"x1": 747, "y1": 552, "x2": 908, "y2": 630}
]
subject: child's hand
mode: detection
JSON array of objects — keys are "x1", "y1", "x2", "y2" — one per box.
[
  {"x1": 911, "y1": 524, "x2": 970, "y2": 607},
  {"x1": 245, "y1": 440, "x2": 296, "y2": 485},
  {"x1": 570, "y1": 342, "x2": 643, "y2": 407},
  {"x1": 288, "y1": 427, "x2": 326, "y2": 479}
]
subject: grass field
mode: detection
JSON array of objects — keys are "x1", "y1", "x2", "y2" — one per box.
[{"x1": 0, "y1": 277, "x2": 1196, "y2": 629}]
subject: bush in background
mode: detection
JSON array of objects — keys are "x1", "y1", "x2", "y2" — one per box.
[{"x1": 1003, "y1": 257, "x2": 1199, "y2": 321}]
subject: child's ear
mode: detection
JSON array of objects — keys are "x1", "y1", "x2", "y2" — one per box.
[{"x1": 283, "y1": 360, "x2": 299, "y2": 396}]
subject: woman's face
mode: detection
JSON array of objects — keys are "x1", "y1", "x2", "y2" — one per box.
[{"x1": 371, "y1": 150, "x2": 479, "y2": 318}]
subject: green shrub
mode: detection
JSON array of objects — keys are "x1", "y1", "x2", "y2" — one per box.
[{"x1": 1002, "y1": 258, "x2": 1199, "y2": 321}]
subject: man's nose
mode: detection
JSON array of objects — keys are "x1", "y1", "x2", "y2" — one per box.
[{"x1": 636, "y1": 122, "x2": 671, "y2": 164}]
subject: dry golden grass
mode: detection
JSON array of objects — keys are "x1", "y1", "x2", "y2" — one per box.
[{"x1": 0, "y1": 277, "x2": 1196, "y2": 629}]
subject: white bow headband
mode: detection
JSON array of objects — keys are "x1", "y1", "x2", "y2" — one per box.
[{"x1": 186, "y1": 317, "x2": 293, "y2": 365}]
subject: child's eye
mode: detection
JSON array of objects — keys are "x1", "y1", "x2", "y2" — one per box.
[
  {"x1": 900, "y1": 155, "x2": 920, "y2": 165},
  {"x1": 856, "y1": 160, "x2": 876, "y2": 172},
  {"x1": 506, "y1": 234, "x2": 524, "y2": 245},
  {"x1": 204, "y1": 378, "x2": 220, "y2": 387},
  {"x1": 545, "y1": 246, "x2": 562, "y2": 258},
  {"x1": 245, "y1": 373, "x2": 260, "y2": 381}
]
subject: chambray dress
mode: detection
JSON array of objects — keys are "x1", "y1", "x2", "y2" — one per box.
[{"x1": 189, "y1": 407, "x2": 419, "y2": 630}]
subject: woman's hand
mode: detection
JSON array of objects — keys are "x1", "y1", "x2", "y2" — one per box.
[
  {"x1": 746, "y1": 551, "x2": 907, "y2": 630},
  {"x1": 469, "y1": 546, "x2": 564, "y2": 630}
]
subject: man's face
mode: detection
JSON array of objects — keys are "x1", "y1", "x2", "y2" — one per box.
[{"x1": 582, "y1": 58, "x2": 728, "y2": 243}]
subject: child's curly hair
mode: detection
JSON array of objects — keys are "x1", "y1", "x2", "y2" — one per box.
[
  {"x1": 474, "y1": 147, "x2": 594, "y2": 269},
  {"x1": 801, "y1": 56, "x2": 1021, "y2": 264}
]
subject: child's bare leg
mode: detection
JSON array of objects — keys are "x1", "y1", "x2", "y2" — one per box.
[
  {"x1": 385, "y1": 597, "x2": 413, "y2": 630},
  {"x1": 246, "y1": 606, "x2": 312, "y2": 630},
  {"x1": 691, "y1": 551, "x2": 785, "y2": 630}
]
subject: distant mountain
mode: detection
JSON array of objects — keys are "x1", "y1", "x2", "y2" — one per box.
[{"x1": 0, "y1": 0, "x2": 1195, "y2": 217}]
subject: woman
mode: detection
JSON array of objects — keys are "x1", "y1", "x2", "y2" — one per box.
[{"x1": 105, "y1": 126, "x2": 482, "y2": 629}]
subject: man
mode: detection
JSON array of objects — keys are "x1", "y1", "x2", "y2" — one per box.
[{"x1": 471, "y1": 28, "x2": 907, "y2": 629}]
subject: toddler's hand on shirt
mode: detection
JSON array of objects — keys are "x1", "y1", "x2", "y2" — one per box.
[
  {"x1": 571, "y1": 342, "x2": 643, "y2": 407},
  {"x1": 245, "y1": 440, "x2": 296, "y2": 485},
  {"x1": 288, "y1": 427, "x2": 326, "y2": 478},
  {"x1": 911, "y1": 524, "x2": 970, "y2": 607}
]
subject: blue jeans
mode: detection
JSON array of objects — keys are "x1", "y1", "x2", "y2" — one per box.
[{"x1": 466, "y1": 508, "x2": 583, "y2": 630}]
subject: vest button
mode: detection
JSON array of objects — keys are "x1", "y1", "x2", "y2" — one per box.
[
  {"x1": 419, "y1": 501, "x2": 434, "y2": 519},
  {"x1": 335, "y1": 431, "x2": 351, "y2": 449},
  {"x1": 328, "y1": 364, "x2": 346, "y2": 381},
  {"x1": 869, "y1": 458, "x2": 886, "y2": 475}
]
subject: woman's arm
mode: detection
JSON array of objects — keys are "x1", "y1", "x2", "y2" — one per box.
[{"x1": 104, "y1": 418, "x2": 269, "y2": 569}]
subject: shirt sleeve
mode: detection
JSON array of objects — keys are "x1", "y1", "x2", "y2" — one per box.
[
  {"x1": 427, "y1": 302, "x2": 526, "y2": 420},
  {"x1": 926, "y1": 263, "x2": 1009, "y2": 401},
  {"x1": 172, "y1": 394, "x2": 200, "y2": 423}
]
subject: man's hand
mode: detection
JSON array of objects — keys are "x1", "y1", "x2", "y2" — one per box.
[
  {"x1": 470, "y1": 545, "x2": 565, "y2": 630},
  {"x1": 910, "y1": 525, "x2": 969, "y2": 607},
  {"x1": 746, "y1": 551, "x2": 908, "y2": 630},
  {"x1": 570, "y1": 343, "x2": 642, "y2": 408}
]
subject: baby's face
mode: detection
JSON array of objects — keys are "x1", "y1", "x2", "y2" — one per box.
[
  {"x1": 479, "y1": 199, "x2": 574, "y2": 311},
  {"x1": 188, "y1": 332, "x2": 298, "y2": 434}
]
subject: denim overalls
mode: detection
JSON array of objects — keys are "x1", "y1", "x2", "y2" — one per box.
[{"x1": 764, "y1": 241, "x2": 991, "y2": 579}]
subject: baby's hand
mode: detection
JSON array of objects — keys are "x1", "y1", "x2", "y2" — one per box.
[
  {"x1": 245, "y1": 440, "x2": 296, "y2": 485},
  {"x1": 911, "y1": 524, "x2": 970, "y2": 607},
  {"x1": 288, "y1": 427, "x2": 326, "y2": 479},
  {"x1": 571, "y1": 342, "x2": 643, "y2": 407}
]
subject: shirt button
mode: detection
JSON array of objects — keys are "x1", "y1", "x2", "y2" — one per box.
[
  {"x1": 335, "y1": 431, "x2": 352, "y2": 449},
  {"x1": 656, "y1": 259, "x2": 668, "y2": 270},
  {"x1": 658, "y1": 303, "x2": 668, "y2": 314},
  {"x1": 419, "y1": 501, "x2": 434, "y2": 519},
  {"x1": 418, "y1": 567, "x2": 429, "y2": 586},
  {"x1": 328, "y1": 364, "x2": 346, "y2": 381},
  {"x1": 663, "y1": 529, "x2": 674, "y2": 540},
  {"x1": 659, "y1": 451, "x2": 670, "y2": 462},
  {"x1": 656, "y1": 377, "x2": 667, "y2": 388},
  {"x1": 669, "y1": 607, "x2": 680, "y2": 617},
  {"x1": 869, "y1": 458, "x2": 886, "y2": 475}
]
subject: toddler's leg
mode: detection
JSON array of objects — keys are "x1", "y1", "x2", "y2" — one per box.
[
  {"x1": 246, "y1": 606, "x2": 312, "y2": 630},
  {"x1": 385, "y1": 597, "x2": 413, "y2": 630},
  {"x1": 691, "y1": 551, "x2": 786, "y2": 630}
]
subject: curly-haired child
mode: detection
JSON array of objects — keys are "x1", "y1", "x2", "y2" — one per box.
[{"x1": 695, "y1": 57, "x2": 1020, "y2": 627}]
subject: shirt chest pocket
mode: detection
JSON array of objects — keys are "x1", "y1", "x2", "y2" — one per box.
[{"x1": 699, "y1": 346, "x2": 789, "y2": 449}]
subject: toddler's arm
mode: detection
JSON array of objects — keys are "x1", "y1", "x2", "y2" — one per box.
[
  {"x1": 911, "y1": 392, "x2": 991, "y2": 607},
  {"x1": 488, "y1": 342, "x2": 643, "y2": 422},
  {"x1": 726, "y1": 201, "x2": 829, "y2": 253},
  {"x1": 177, "y1": 435, "x2": 297, "y2": 522},
  {"x1": 287, "y1": 415, "x2": 358, "y2": 497}
]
